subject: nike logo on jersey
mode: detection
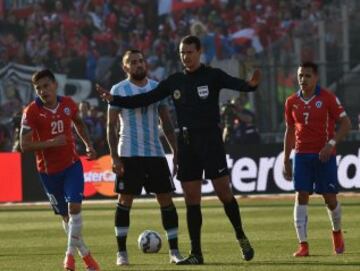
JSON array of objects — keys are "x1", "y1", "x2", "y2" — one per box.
[
  {"x1": 39, "y1": 113, "x2": 47, "y2": 118},
  {"x1": 218, "y1": 167, "x2": 227, "y2": 173}
]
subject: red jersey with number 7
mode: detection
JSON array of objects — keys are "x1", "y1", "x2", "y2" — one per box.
[
  {"x1": 285, "y1": 86, "x2": 346, "y2": 153},
  {"x1": 21, "y1": 96, "x2": 79, "y2": 174}
]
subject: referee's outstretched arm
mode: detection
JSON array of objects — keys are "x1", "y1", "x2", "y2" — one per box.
[
  {"x1": 96, "y1": 81, "x2": 171, "y2": 109},
  {"x1": 216, "y1": 68, "x2": 261, "y2": 92}
]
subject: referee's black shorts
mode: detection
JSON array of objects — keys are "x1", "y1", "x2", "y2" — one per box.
[
  {"x1": 115, "y1": 157, "x2": 175, "y2": 195},
  {"x1": 177, "y1": 127, "x2": 229, "y2": 182}
]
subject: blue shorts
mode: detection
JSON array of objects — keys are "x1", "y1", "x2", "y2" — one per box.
[
  {"x1": 39, "y1": 160, "x2": 84, "y2": 215},
  {"x1": 293, "y1": 153, "x2": 338, "y2": 194}
]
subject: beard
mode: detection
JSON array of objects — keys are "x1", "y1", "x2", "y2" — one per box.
[{"x1": 131, "y1": 70, "x2": 147, "y2": 81}]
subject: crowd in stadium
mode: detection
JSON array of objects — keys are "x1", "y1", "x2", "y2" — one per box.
[
  {"x1": 0, "y1": 0, "x2": 348, "y2": 153},
  {"x1": 1, "y1": 0, "x2": 332, "y2": 80}
]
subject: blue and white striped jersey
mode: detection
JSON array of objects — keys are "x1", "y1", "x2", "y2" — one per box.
[{"x1": 109, "y1": 79, "x2": 167, "y2": 157}]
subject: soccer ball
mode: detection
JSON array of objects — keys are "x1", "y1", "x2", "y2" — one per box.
[{"x1": 137, "y1": 230, "x2": 162, "y2": 253}]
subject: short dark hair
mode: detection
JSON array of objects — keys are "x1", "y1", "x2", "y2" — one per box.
[
  {"x1": 32, "y1": 69, "x2": 56, "y2": 84},
  {"x1": 122, "y1": 49, "x2": 144, "y2": 65},
  {"x1": 180, "y1": 35, "x2": 202, "y2": 50},
  {"x1": 299, "y1": 62, "x2": 318, "y2": 74}
]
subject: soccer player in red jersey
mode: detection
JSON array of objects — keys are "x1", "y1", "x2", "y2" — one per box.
[
  {"x1": 283, "y1": 62, "x2": 351, "y2": 257},
  {"x1": 20, "y1": 69, "x2": 100, "y2": 271}
]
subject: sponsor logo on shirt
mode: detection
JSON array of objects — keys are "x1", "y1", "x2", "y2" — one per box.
[{"x1": 197, "y1": 85, "x2": 209, "y2": 99}]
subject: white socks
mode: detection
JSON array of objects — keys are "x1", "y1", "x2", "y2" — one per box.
[
  {"x1": 327, "y1": 202, "x2": 342, "y2": 231},
  {"x1": 294, "y1": 204, "x2": 308, "y2": 243},
  {"x1": 115, "y1": 226, "x2": 129, "y2": 238},
  {"x1": 63, "y1": 213, "x2": 89, "y2": 257}
]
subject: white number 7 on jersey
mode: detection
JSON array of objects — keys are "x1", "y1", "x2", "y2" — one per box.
[{"x1": 303, "y1": 112, "x2": 310, "y2": 125}]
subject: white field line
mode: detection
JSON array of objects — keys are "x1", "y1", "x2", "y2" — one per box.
[{"x1": 1, "y1": 193, "x2": 359, "y2": 207}]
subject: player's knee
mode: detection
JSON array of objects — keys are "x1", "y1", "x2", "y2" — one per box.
[
  {"x1": 156, "y1": 193, "x2": 173, "y2": 207},
  {"x1": 295, "y1": 192, "x2": 309, "y2": 204},
  {"x1": 118, "y1": 194, "x2": 134, "y2": 207},
  {"x1": 68, "y1": 203, "x2": 81, "y2": 215},
  {"x1": 183, "y1": 192, "x2": 201, "y2": 205},
  {"x1": 217, "y1": 191, "x2": 233, "y2": 204},
  {"x1": 324, "y1": 197, "x2": 337, "y2": 210}
]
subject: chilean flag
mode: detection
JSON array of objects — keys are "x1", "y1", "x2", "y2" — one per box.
[
  {"x1": 230, "y1": 28, "x2": 263, "y2": 53},
  {"x1": 158, "y1": 0, "x2": 205, "y2": 15}
]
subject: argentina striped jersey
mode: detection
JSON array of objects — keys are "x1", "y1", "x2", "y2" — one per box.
[{"x1": 109, "y1": 79, "x2": 167, "y2": 157}]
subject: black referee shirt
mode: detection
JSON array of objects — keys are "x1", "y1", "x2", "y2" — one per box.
[{"x1": 110, "y1": 64, "x2": 257, "y2": 130}]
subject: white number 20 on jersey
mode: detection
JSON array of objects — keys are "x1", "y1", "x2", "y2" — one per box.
[{"x1": 51, "y1": 120, "x2": 64, "y2": 134}]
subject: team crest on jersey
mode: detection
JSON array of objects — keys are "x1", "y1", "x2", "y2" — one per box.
[
  {"x1": 197, "y1": 85, "x2": 209, "y2": 99},
  {"x1": 64, "y1": 107, "x2": 71, "y2": 116},
  {"x1": 315, "y1": 101, "x2": 322, "y2": 108},
  {"x1": 173, "y1": 89, "x2": 181, "y2": 100}
]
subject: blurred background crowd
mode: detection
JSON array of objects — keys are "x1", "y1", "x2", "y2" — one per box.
[{"x1": 1, "y1": 0, "x2": 360, "y2": 154}]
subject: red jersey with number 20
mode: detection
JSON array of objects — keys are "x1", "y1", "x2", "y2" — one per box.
[
  {"x1": 21, "y1": 96, "x2": 79, "y2": 174},
  {"x1": 285, "y1": 86, "x2": 346, "y2": 153}
]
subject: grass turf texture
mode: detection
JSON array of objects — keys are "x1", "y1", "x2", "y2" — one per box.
[{"x1": 0, "y1": 196, "x2": 359, "y2": 271}]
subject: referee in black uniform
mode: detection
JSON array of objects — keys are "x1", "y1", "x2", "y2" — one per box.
[{"x1": 97, "y1": 35, "x2": 261, "y2": 265}]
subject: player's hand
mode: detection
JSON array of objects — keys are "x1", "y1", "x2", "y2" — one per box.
[
  {"x1": 248, "y1": 69, "x2": 261, "y2": 87},
  {"x1": 283, "y1": 159, "x2": 293, "y2": 181},
  {"x1": 96, "y1": 84, "x2": 113, "y2": 102},
  {"x1": 111, "y1": 156, "x2": 124, "y2": 176},
  {"x1": 172, "y1": 152, "x2": 178, "y2": 177},
  {"x1": 85, "y1": 145, "x2": 97, "y2": 160},
  {"x1": 319, "y1": 144, "x2": 333, "y2": 162},
  {"x1": 50, "y1": 134, "x2": 67, "y2": 147}
]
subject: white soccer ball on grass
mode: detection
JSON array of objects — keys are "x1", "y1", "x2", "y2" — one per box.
[{"x1": 137, "y1": 230, "x2": 162, "y2": 253}]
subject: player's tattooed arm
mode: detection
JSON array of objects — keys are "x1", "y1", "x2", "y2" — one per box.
[
  {"x1": 158, "y1": 105, "x2": 178, "y2": 176},
  {"x1": 107, "y1": 107, "x2": 124, "y2": 175},
  {"x1": 20, "y1": 126, "x2": 66, "y2": 152},
  {"x1": 73, "y1": 113, "x2": 97, "y2": 160}
]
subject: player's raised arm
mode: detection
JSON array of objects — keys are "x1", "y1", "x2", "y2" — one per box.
[{"x1": 96, "y1": 80, "x2": 171, "y2": 109}]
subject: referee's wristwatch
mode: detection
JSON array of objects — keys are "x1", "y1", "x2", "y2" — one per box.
[{"x1": 327, "y1": 139, "x2": 336, "y2": 147}]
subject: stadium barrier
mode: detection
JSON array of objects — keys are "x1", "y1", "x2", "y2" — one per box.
[{"x1": 1, "y1": 142, "x2": 359, "y2": 203}]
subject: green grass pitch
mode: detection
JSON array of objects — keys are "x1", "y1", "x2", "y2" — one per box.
[{"x1": 1, "y1": 196, "x2": 359, "y2": 271}]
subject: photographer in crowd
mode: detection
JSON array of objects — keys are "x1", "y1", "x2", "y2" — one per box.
[{"x1": 221, "y1": 95, "x2": 260, "y2": 145}]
